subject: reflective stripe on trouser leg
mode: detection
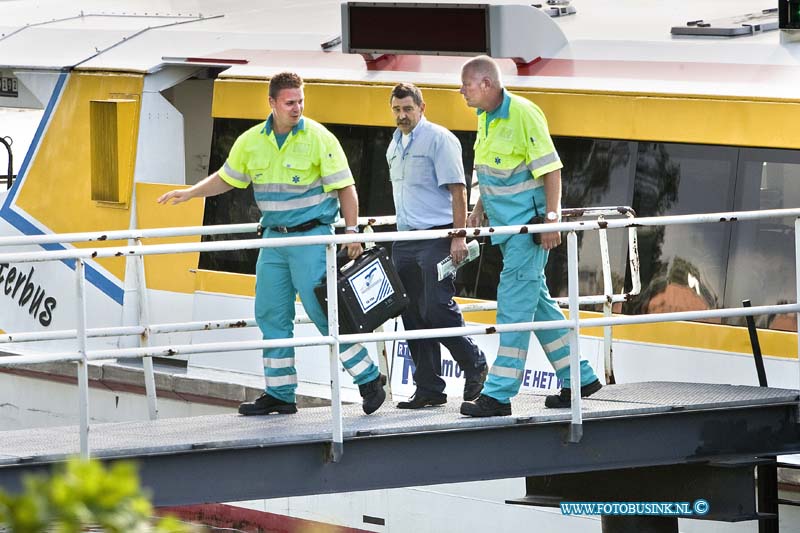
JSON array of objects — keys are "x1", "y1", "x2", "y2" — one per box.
[
  {"x1": 481, "y1": 234, "x2": 544, "y2": 403},
  {"x1": 532, "y1": 278, "x2": 599, "y2": 389},
  {"x1": 255, "y1": 244, "x2": 298, "y2": 403},
  {"x1": 289, "y1": 225, "x2": 379, "y2": 386}
]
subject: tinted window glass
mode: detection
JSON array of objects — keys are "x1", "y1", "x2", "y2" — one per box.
[
  {"x1": 199, "y1": 118, "x2": 261, "y2": 274},
  {"x1": 624, "y1": 143, "x2": 737, "y2": 318},
  {"x1": 545, "y1": 139, "x2": 635, "y2": 301},
  {"x1": 724, "y1": 149, "x2": 800, "y2": 331}
]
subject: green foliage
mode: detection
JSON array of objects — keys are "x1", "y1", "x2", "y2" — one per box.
[{"x1": 0, "y1": 458, "x2": 192, "y2": 533}]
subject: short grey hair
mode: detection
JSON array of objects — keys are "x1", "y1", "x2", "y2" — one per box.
[{"x1": 462, "y1": 55, "x2": 502, "y2": 86}]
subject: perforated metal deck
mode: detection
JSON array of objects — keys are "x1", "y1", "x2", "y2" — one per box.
[{"x1": 1, "y1": 382, "x2": 799, "y2": 505}]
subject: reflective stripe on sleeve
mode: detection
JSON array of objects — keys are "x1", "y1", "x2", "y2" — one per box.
[
  {"x1": 526, "y1": 152, "x2": 560, "y2": 173},
  {"x1": 222, "y1": 162, "x2": 250, "y2": 184},
  {"x1": 321, "y1": 168, "x2": 353, "y2": 186}
]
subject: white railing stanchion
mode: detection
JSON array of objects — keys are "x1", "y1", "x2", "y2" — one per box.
[
  {"x1": 135, "y1": 238, "x2": 158, "y2": 420},
  {"x1": 627, "y1": 213, "x2": 641, "y2": 297},
  {"x1": 567, "y1": 231, "x2": 583, "y2": 443},
  {"x1": 326, "y1": 243, "x2": 344, "y2": 462},
  {"x1": 75, "y1": 259, "x2": 90, "y2": 459},
  {"x1": 598, "y1": 222, "x2": 615, "y2": 385},
  {"x1": 795, "y1": 218, "x2": 800, "y2": 423}
]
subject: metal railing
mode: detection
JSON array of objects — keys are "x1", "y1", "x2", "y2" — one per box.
[{"x1": 1, "y1": 208, "x2": 799, "y2": 458}]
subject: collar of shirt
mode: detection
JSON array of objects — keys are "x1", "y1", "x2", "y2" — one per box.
[
  {"x1": 260, "y1": 114, "x2": 306, "y2": 136},
  {"x1": 477, "y1": 89, "x2": 511, "y2": 119},
  {"x1": 391, "y1": 116, "x2": 429, "y2": 154}
]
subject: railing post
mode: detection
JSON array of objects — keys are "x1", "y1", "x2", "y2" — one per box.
[
  {"x1": 795, "y1": 218, "x2": 800, "y2": 422},
  {"x1": 567, "y1": 231, "x2": 583, "y2": 443},
  {"x1": 135, "y1": 238, "x2": 158, "y2": 420},
  {"x1": 598, "y1": 220, "x2": 615, "y2": 385},
  {"x1": 75, "y1": 259, "x2": 90, "y2": 458},
  {"x1": 326, "y1": 243, "x2": 344, "y2": 462}
]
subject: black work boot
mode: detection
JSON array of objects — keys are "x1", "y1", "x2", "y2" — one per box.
[
  {"x1": 463, "y1": 363, "x2": 488, "y2": 401},
  {"x1": 544, "y1": 379, "x2": 603, "y2": 409},
  {"x1": 359, "y1": 374, "x2": 387, "y2": 415},
  {"x1": 460, "y1": 394, "x2": 512, "y2": 417},
  {"x1": 238, "y1": 392, "x2": 298, "y2": 416},
  {"x1": 397, "y1": 391, "x2": 447, "y2": 409}
]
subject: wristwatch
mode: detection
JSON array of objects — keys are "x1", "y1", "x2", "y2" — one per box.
[
  {"x1": 545, "y1": 211, "x2": 559, "y2": 222},
  {"x1": 345, "y1": 225, "x2": 360, "y2": 233}
]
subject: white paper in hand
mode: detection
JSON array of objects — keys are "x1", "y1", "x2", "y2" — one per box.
[{"x1": 437, "y1": 240, "x2": 481, "y2": 281}]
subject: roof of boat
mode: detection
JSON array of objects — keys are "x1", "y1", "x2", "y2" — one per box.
[{"x1": 1, "y1": 0, "x2": 799, "y2": 99}]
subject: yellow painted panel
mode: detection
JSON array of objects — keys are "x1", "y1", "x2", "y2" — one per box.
[
  {"x1": 16, "y1": 72, "x2": 144, "y2": 282},
  {"x1": 135, "y1": 183, "x2": 205, "y2": 294},
  {"x1": 195, "y1": 269, "x2": 255, "y2": 297},
  {"x1": 212, "y1": 79, "x2": 269, "y2": 119},
  {"x1": 214, "y1": 79, "x2": 800, "y2": 149},
  {"x1": 459, "y1": 303, "x2": 797, "y2": 360}
]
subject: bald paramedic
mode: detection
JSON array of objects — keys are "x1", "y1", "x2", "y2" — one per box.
[
  {"x1": 458, "y1": 56, "x2": 602, "y2": 417},
  {"x1": 158, "y1": 71, "x2": 386, "y2": 416}
]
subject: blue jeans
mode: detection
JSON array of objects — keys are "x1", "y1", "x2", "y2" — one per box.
[{"x1": 392, "y1": 238, "x2": 486, "y2": 397}]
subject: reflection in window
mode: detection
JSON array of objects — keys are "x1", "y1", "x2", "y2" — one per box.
[
  {"x1": 624, "y1": 143, "x2": 737, "y2": 319},
  {"x1": 724, "y1": 153, "x2": 800, "y2": 331},
  {"x1": 546, "y1": 139, "x2": 635, "y2": 302}
]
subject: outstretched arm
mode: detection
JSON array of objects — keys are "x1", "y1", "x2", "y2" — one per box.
[{"x1": 157, "y1": 172, "x2": 233, "y2": 205}]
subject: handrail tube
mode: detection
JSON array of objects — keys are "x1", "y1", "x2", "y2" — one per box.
[
  {"x1": 2, "y1": 302, "x2": 797, "y2": 369},
  {"x1": 0, "y1": 216, "x2": 399, "y2": 247},
  {"x1": 0, "y1": 297, "x2": 639, "y2": 346},
  {"x1": 0, "y1": 207, "x2": 796, "y2": 265},
  {"x1": 0, "y1": 211, "x2": 626, "y2": 248}
]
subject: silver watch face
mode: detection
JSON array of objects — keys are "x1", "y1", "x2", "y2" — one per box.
[{"x1": 546, "y1": 211, "x2": 558, "y2": 222}]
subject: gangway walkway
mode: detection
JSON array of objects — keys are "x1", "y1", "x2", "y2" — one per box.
[{"x1": 1, "y1": 382, "x2": 799, "y2": 509}]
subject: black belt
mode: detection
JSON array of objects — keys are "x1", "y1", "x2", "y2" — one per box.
[{"x1": 258, "y1": 219, "x2": 322, "y2": 235}]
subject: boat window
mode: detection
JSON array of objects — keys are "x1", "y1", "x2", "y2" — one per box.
[
  {"x1": 723, "y1": 149, "x2": 800, "y2": 331},
  {"x1": 463, "y1": 138, "x2": 636, "y2": 302},
  {"x1": 623, "y1": 143, "x2": 738, "y2": 320},
  {"x1": 199, "y1": 118, "x2": 262, "y2": 274},
  {"x1": 547, "y1": 139, "x2": 636, "y2": 302}
]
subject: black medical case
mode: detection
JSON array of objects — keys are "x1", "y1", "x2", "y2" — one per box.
[{"x1": 314, "y1": 246, "x2": 408, "y2": 334}]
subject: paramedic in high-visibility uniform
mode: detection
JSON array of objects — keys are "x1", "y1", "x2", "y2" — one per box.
[
  {"x1": 157, "y1": 71, "x2": 386, "y2": 416},
  {"x1": 458, "y1": 56, "x2": 602, "y2": 417}
]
